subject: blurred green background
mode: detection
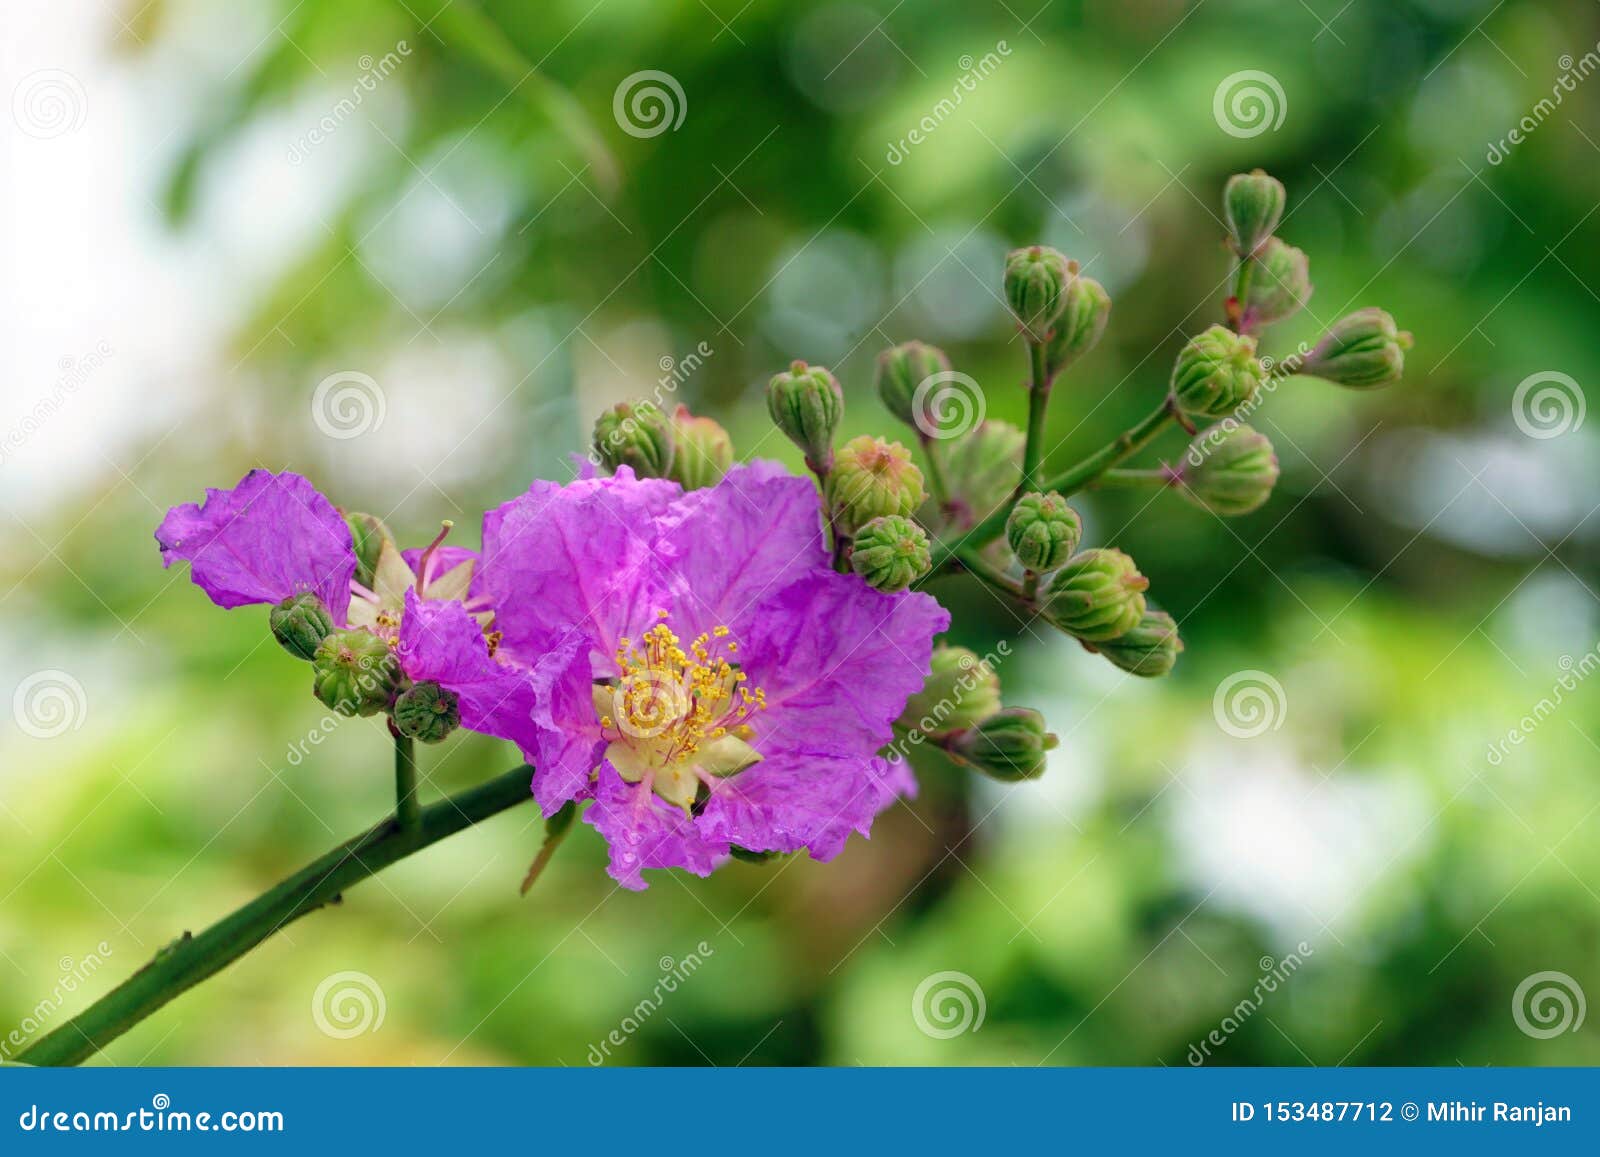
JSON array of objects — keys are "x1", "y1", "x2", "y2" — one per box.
[{"x1": 3, "y1": 0, "x2": 1598, "y2": 1066}]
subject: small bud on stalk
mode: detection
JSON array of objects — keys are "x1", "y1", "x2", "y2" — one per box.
[
  {"x1": 312, "y1": 630, "x2": 401, "y2": 717},
  {"x1": 875, "y1": 341, "x2": 952, "y2": 432},
  {"x1": 899, "y1": 646, "x2": 1003, "y2": 739},
  {"x1": 1003, "y1": 246, "x2": 1073, "y2": 343},
  {"x1": 850, "y1": 514, "x2": 932, "y2": 593},
  {"x1": 1242, "y1": 238, "x2": 1311, "y2": 330},
  {"x1": 827, "y1": 435, "x2": 927, "y2": 535},
  {"x1": 1177, "y1": 424, "x2": 1279, "y2": 516},
  {"x1": 392, "y1": 680, "x2": 461, "y2": 743},
  {"x1": 269, "y1": 592, "x2": 334, "y2": 661},
  {"x1": 593, "y1": 401, "x2": 676, "y2": 479},
  {"x1": 946, "y1": 708, "x2": 1058, "y2": 781},
  {"x1": 1088, "y1": 609, "x2": 1183, "y2": 678},
  {"x1": 1045, "y1": 275, "x2": 1112, "y2": 376},
  {"x1": 668, "y1": 406, "x2": 733, "y2": 490},
  {"x1": 1224, "y1": 169, "x2": 1286, "y2": 257},
  {"x1": 767, "y1": 360, "x2": 844, "y2": 474},
  {"x1": 1171, "y1": 325, "x2": 1264, "y2": 419},
  {"x1": 345, "y1": 512, "x2": 395, "y2": 589},
  {"x1": 1297, "y1": 308, "x2": 1412, "y2": 389},
  {"x1": 1041, "y1": 548, "x2": 1149, "y2": 642},
  {"x1": 1006, "y1": 492, "x2": 1083, "y2": 573},
  {"x1": 928, "y1": 421, "x2": 1025, "y2": 532}
]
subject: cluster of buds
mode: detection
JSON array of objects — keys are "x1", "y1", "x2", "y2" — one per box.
[
  {"x1": 585, "y1": 170, "x2": 1410, "y2": 786},
  {"x1": 897, "y1": 646, "x2": 1057, "y2": 781},
  {"x1": 266, "y1": 512, "x2": 464, "y2": 743}
]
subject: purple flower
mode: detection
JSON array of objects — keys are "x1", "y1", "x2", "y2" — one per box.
[
  {"x1": 479, "y1": 463, "x2": 949, "y2": 890},
  {"x1": 156, "y1": 469, "x2": 533, "y2": 748}
]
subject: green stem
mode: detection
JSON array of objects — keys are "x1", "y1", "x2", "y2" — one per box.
[
  {"x1": 17, "y1": 763, "x2": 538, "y2": 1067},
  {"x1": 1092, "y1": 467, "x2": 1175, "y2": 490},
  {"x1": 394, "y1": 731, "x2": 419, "y2": 829},
  {"x1": 1230, "y1": 254, "x2": 1255, "y2": 332},
  {"x1": 1021, "y1": 570, "x2": 1040, "y2": 602},
  {"x1": 1019, "y1": 341, "x2": 1053, "y2": 492},
  {"x1": 919, "y1": 433, "x2": 952, "y2": 511}
]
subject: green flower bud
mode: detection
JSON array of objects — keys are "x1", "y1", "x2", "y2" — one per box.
[
  {"x1": 668, "y1": 405, "x2": 733, "y2": 490},
  {"x1": 1224, "y1": 169, "x2": 1286, "y2": 257},
  {"x1": 391, "y1": 680, "x2": 461, "y2": 743},
  {"x1": 1006, "y1": 492, "x2": 1083, "y2": 573},
  {"x1": 1242, "y1": 238, "x2": 1311, "y2": 329},
  {"x1": 1041, "y1": 548, "x2": 1149, "y2": 642},
  {"x1": 1089, "y1": 610, "x2": 1182, "y2": 678},
  {"x1": 875, "y1": 341, "x2": 952, "y2": 431},
  {"x1": 593, "y1": 401, "x2": 676, "y2": 479},
  {"x1": 849, "y1": 514, "x2": 931, "y2": 593},
  {"x1": 1298, "y1": 308, "x2": 1412, "y2": 389},
  {"x1": 946, "y1": 708, "x2": 1058, "y2": 782},
  {"x1": 766, "y1": 360, "x2": 843, "y2": 473},
  {"x1": 1004, "y1": 246, "x2": 1074, "y2": 343},
  {"x1": 898, "y1": 645, "x2": 1003, "y2": 739},
  {"x1": 345, "y1": 512, "x2": 395, "y2": 589},
  {"x1": 828, "y1": 435, "x2": 926, "y2": 535},
  {"x1": 1171, "y1": 325, "x2": 1263, "y2": 419},
  {"x1": 1179, "y1": 423, "x2": 1279, "y2": 515},
  {"x1": 1045, "y1": 275, "x2": 1111, "y2": 376},
  {"x1": 926, "y1": 421, "x2": 1024, "y2": 532},
  {"x1": 311, "y1": 629, "x2": 400, "y2": 717},
  {"x1": 269, "y1": 592, "x2": 334, "y2": 661}
]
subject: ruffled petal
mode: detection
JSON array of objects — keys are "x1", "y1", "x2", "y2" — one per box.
[
  {"x1": 155, "y1": 469, "x2": 355, "y2": 620},
  {"x1": 477, "y1": 468, "x2": 680, "y2": 664},
  {"x1": 700, "y1": 752, "x2": 914, "y2": 861},
  {"x1": 583, "y1": 762, "x2": 729, "y2": 890},
  {"x1": 396, "y1": 589, "x2": 538, "y2": 751},
  {"x1": 653, "y1": 462, "x2": 827, "y2": 639},
  {"x1": 743, "y1": 574, "x2": 950, "y2": 761},
  {"x1": 526, "y1": 639, "x2": 604, "y2": 813}
]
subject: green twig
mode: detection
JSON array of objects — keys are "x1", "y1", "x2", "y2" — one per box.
[
  {"x1": 17, "y1": 764, "x2": 538, "y2": 1067},
  {"x1": 1019, "y1": 341, "x2": 1053, "y2": 493},
  {"x1": 394, "y1": 731, "x2": 419, "y2": 830}
]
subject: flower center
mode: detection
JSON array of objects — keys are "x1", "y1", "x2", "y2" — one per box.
[{"x1": 593, "y1": 613, "x2": 766, "y2": 813}]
